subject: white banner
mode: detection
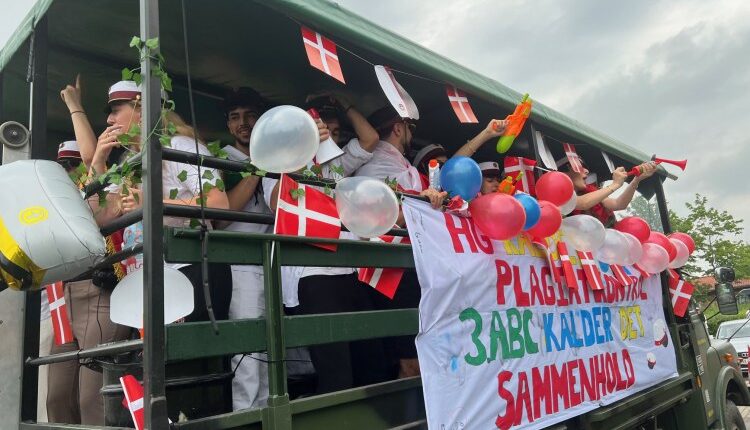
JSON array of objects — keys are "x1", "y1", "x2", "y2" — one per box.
[{"x1": 402, "y1": 199, "x2": 678, "y2": 430}]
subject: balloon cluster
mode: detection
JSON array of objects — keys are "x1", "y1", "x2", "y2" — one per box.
[
  {"x1": 612, "y1": 217, "x2": 695, "y2": 272},
  {"x1": 469, "y1": 171, "x2": 576, "y2": 240}
]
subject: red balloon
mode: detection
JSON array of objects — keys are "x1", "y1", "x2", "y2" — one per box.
[
  {"x1": 669, "y1": 232, "x2": 695, "y2": 255},
  {"x1": 646, "y1": 231, "x2": 677, "y2": 262},
  {"x1": 469, "y1": 193, "x2": 526, "y2": 240},
  {"x1": 536, "y1": 172, "x2": 575, "y2": 207},
  {"x1": 526, "y1": 200, "x2": 562, "y2": 239},
  {"x1": 614, "y1": 216, "x2": 651, "y2": 243}
]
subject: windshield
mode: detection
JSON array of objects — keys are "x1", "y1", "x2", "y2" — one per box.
[{"x1": 716, "y1": 322, "x2": 750, "y2": 339}]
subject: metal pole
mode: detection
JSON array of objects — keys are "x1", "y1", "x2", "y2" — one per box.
[
  {"x1": 139, "y1": 0, "x2": 168, "y2": 427},
  {"x1": 262, "y1": 241, "x2": 292, "y2": 429},
  {"x1": 654, "y1": 179, "x2": 672, "y2": 234},
  {"x1": 18, "y1": 15, "x2": 48, "y2": 424}
]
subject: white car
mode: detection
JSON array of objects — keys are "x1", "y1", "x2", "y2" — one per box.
[{"x1": 715, "y1": 319, "x2": 750, "y2": 377}]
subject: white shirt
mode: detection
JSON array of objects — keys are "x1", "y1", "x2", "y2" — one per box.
[
  {"x1": 263, "y1": 138, "x2": 374, "y2": 278},
  {"x1": 354, "y1": 140, "x2": 423, "y2": 192}
]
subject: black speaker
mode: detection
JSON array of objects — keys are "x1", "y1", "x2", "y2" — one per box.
[{"x1": 0, "y1": 121, "x2": 30, "y2": 149}]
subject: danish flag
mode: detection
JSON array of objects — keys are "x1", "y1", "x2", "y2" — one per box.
[
  {"x1": 446, "y1": 86, "x2": 478, "y2": 123},
  {"x1": 504, "y1": 156, "x2": 537, "y2": 195},
  {"x1": 120, "y1": 375, "x2": 144, "y2": 430},
  {"x1": 563, "y1": 143, "x2": 584, "y2": 173},
  {"x1": 358, "y1": 232, "x2": 410, "y2": 299},
  {"x1": 611, "y1": 264, "x2": 635, "y2": 286},
  {"x1": 576, "y1": 251, "x2": 604, "y2": 291},
  {"x1": 557, "y1": 241, "x2": 579, "y2": 289},
  {"x1": 531, "y1": 236, "x2": 562, "y2": 286},
  {"x1": 668, "y1": 274, "x2": 694, "y2": 317},
  {"x1": 46, "y1": 282, "x2": 73, "y2": 345},
  {"x1": 301, "y1": 27, "x2": 345, "y2": 84},
  {"x1": 633, "y1": 263, "x2": 652, "y2": 279},
  {"x1": 274, "y1": 174, "x2": 341, "y2": 251}
]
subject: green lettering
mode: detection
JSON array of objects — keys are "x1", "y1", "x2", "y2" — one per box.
[{"x1": 460, "y1": 307, "x2": 486, "y2": 365}]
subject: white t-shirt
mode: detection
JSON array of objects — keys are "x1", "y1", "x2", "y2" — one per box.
[
  {"x1": 113, "y1": 135, "x2": 222, "y2": 271},
  {"x1": 263, "y1": 138, "x2": 374, "y2": 278},
  {"x1": 353, "y1": 140, "x2": 423, "y2": 192}
]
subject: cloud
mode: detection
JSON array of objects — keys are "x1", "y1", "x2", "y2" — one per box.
[{"x1": 336, "y1": 0, "x2": 750, "y2": 240}]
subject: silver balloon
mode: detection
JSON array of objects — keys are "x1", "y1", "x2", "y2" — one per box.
[
  {"x1": 335, "y1": 177, "x2": 399, "y2": 238},
  {"x1": 249, "y1": 105, "x2": 320, "y2": 173},
  {"x1": 595, "y1": 228, "x2": 630, "y2": 265},
  {"x1": 561, "y1": 214, "x2": 606, "y2": 252},
  {"x1": 559, "y1": 191, "x2": 578, "y2": 216}
]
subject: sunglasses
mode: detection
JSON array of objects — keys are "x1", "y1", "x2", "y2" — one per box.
[{"x1": 404, "y1": 121, "x2": 417, "y2": 133}]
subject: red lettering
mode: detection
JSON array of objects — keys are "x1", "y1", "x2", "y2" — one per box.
[
  {"x1": 622, "y1": 349, "x2": 635, "y2": 388},
  {"x1": 567, "y1": 359, "x2": 582, "y2": 407},
  {"x1": 551, "y1": 364, "x2": 570, "y2": 412},
  {"x1": 496, "y1": 371, "x2": 516, "y2": 430},
  {"x1": 513, "y1": 265, "x2": 530, "y2": 307},
  {"x1": 581, "y1": 355, "x2": 598, "y2": 401},
  {"x1": 531, "y1": 366, "x2": 553, "y2": 419},
  {"x1": 495, "y1": 260, "x2": 511, "y2": 305},
  {"x1": 515, "y1": 371, "x2": 533, "y2": 426},
  {"x1": 469, "y1": 220, "x2": 494, "y2": 254},
  {"x1": 529, "y1": 266, "x2": 545, "y2": 306},
  {"x1": 444, "y1": 213, "x2": 477, "y2": 254},
  {"x1": 605, "y1": 353, "x2": 617, "y2": 394},
  {"x1": 540, "y1": 267, "x2": 557, "y2": 306},
  {"x1": 593, "y1": 354, "x2": 607, "y2": 399}
]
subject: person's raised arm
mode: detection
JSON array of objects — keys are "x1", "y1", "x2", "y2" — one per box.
[
  {"x1": 576, "y1": 167, "x2": 627, "y2": 211},
  {"x1": 333, "y1": 94, "x2": 379, "y2": 152},
  {"x1": 453, "y1": 119, "x2": 508, "y2": 158},
  {"x1": 603, "y1": 162, "x2": 657, "y2": 211},
  {"x1": 60, "y1": 75, "x2": 97, "y2": 168},
  {"x1": 227, "y1": 175, "x2": 261, "y2": 211}
]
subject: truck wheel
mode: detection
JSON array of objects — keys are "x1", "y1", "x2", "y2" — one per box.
[{"x1": 725, "y1": 399, "x2": 746, "y2": 430}]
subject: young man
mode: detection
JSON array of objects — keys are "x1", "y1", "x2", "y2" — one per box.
[
  {"x1": 262, "y1": 97, "x2": 391, "y2": 394},
  {"x1": 220, "y1": 88, "x2": 275, "y2": 410}
]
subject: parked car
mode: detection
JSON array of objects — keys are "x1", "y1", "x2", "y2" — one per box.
[{"x1": 715, "y1": 319, "x2": 750, "y2": 377}]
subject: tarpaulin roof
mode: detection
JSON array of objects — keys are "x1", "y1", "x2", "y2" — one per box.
[{"x1": 0, "y1": 0, "x2": 671, "y2": 180}]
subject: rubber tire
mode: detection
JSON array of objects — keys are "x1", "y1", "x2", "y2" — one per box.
[{"x1": 725, "y1": 399, "x2": 746, "y2": 430}]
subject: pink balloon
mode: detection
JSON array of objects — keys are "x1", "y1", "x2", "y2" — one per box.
[
  {"x1": 621, "y1": 232, "x2": 643, "y2": 266},
  {"x1": 668, "y1": 238, "x2": 690, "y2": 269},
  {"x1": 536, "y1": 172, "x2": 575, "y2": 207},
  {"x1": 638, "y1": 242, "x2": 670, "y2": 274},
  {"x1": 469, "y1": 193, "x2": 526, "y2": 240}
]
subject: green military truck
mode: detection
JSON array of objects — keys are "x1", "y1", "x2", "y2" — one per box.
[{"x1": 0, "y1": 0, "x2": 747, "y2": 429}]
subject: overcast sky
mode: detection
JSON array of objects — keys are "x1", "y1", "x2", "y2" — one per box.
[{"x1": 2, "y1": 0, "x2": 749, "y2": 241}]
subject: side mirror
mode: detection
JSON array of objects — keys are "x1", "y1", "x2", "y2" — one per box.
[
  {"x1": 716, "y1": 267, "x2": 736, "y2": 283},
  {"x1": 716, "y1": 282, "x2": 739, "y2": 315}
]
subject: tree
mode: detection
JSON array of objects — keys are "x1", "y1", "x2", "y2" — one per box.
[
  {"x1": 627, "y1": 195, "x2": 663, "y2": 232},
  {"x1": 669, "y1": 194, "x2": 746, "y2": 279}
]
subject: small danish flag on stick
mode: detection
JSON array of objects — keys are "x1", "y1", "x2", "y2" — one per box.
[
  {"x1": 557, "y1": 241, "x2": 579, "y2": 290},
  {"x1": 358, "y1": 232, "x2": 410, "y2": 299},
  {"x1": 446, "y1": 86, "x2": 478, "y2": 123},
  {"x1": 301, "y1": 26, "x2": 346, "y2": 83},
  {"x1": 274, "y1": 174, "x2": 342, "y2": 252},
  {"x1": 46, "y1": 282, "x2": 73, "y2": 345},
  {"x1": 577, "y1": 251, "x2": 604, "y2": 291},
  {"x1": 563, "y1": 143, "x2": 584, "y2": 173},
  {"x1": 668, "y1": 273, "x2": 694, "y2": 317}
]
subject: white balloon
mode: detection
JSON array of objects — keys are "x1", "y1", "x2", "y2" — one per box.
[
  {"x1": 638, "y1": 242, "x2": 670, "y2": 274},
  {"x1": 595, "y1": 229, "x2": 630, "y2": 265},
  {"x1": 335, "y1": 177, "x2": 399, "y2": 238},
  {"x1": 561, "y1": 214, "x2": 606, "y2": 252},
  {"x1": 621, "y1": 232, "x2": 643, "y2": 266},
  {"x1": 559, "y1": 191, "x2": 578, "y2": 216},
  {"x1": 249, "y1": 105, "x2": 320, "y2": 173},
  {"x1": 668, "y1": 238, "x2": 690, "y2": 268},
  {"x1": 110, "y1": 266, "x2": 194, "y2": 329}
]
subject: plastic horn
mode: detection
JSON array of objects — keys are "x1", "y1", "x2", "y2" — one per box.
[{"x1": 627, "y1": 155, "x2": 688, "y2": 176}]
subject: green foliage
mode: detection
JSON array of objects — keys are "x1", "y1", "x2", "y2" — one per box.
[
  {"x1": 177, "y1": 170, "x2": 188, "y2": 182},
  {"x1": 627, "y1": 195, "x2": 663, "y2": 232},
  {"x1": 290, "y1": 188, "x2": 305, "y2": 200},
  {"x1": 670, "y1": 194, "x2": 746, "y2": 278},
  {"x1": 169, "y1": 188, "x2": 178, "y2": 200}
]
